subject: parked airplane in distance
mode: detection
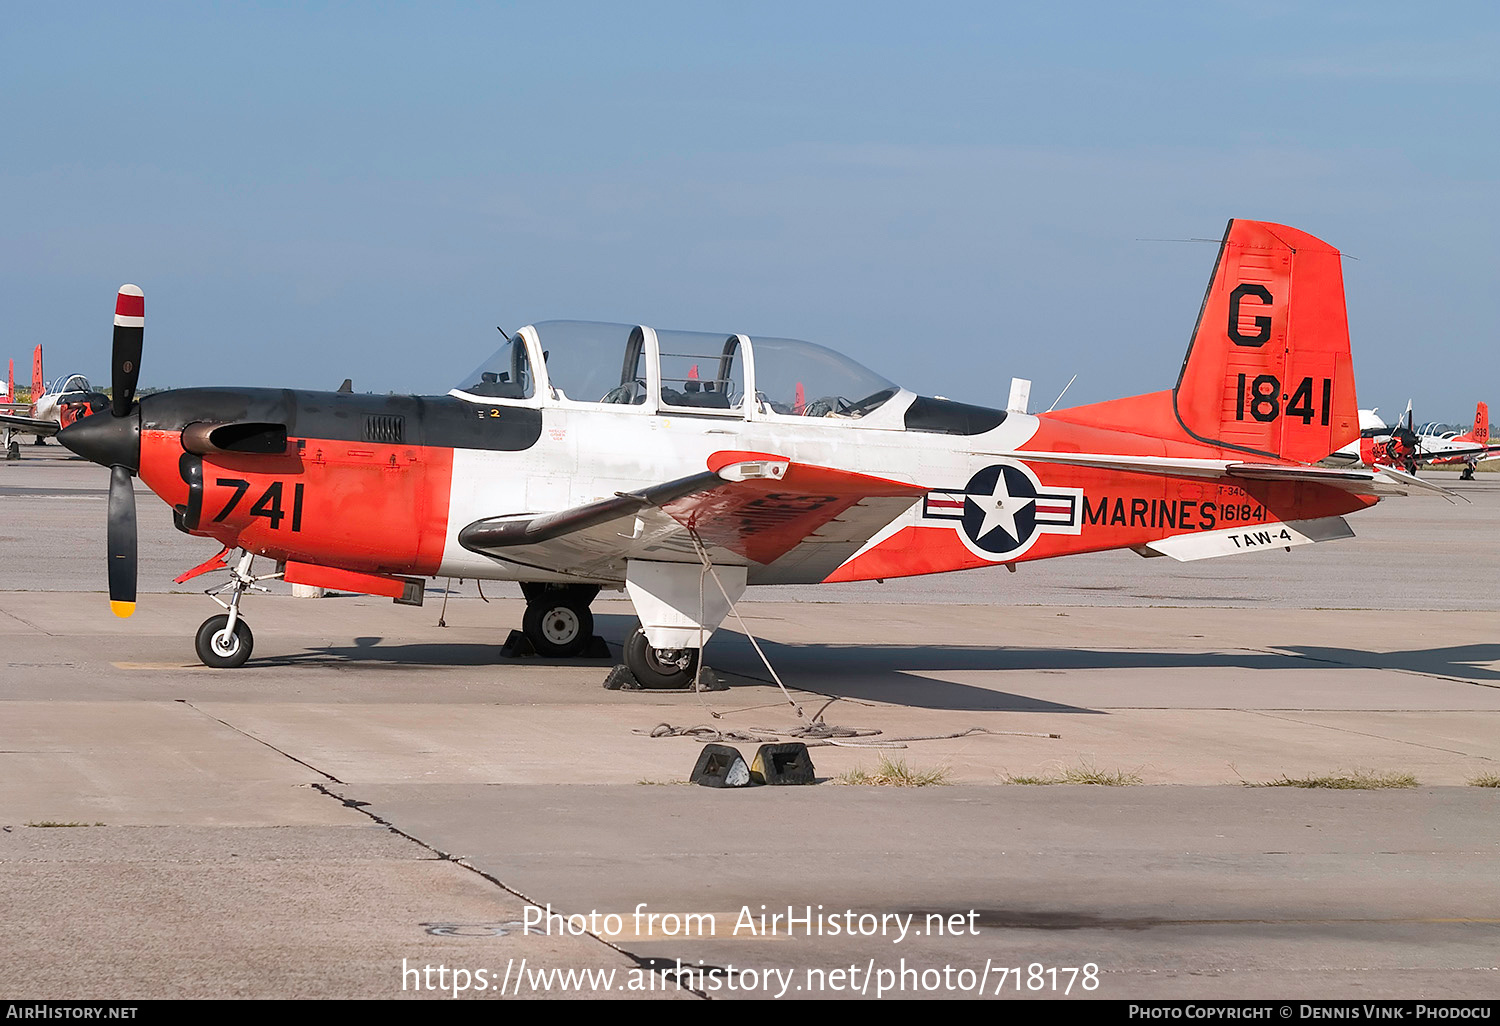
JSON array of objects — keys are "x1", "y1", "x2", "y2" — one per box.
[
  {"x1": 0, "y1": 345, "x2": 109, "y2": 450},
  {"x1": 1325, "y1": 401, "x2": 1498, "y2": 478}
]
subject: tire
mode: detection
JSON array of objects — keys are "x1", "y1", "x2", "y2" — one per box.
[
  {"x1": 195, "y1": 614, "x2": 253, "y2": 669},
  {"x1": 624, "y1": 626, "x2": 699, "y2": 689},
  {"x1": 522, "y1": 600, "x2": 594, "y2": 658},
  {"x1": 520, "y1": 582, "x2": 601, "y2": 605}
]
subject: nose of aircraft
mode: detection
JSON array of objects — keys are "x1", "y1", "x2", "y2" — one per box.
[{"x1": 58, "y1": 403, "x2": 141, "y2": 473}]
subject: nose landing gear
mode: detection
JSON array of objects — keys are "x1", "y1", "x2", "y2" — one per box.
[{"x1": 193, "y1": 550, "x2": 280, "y2": 668}]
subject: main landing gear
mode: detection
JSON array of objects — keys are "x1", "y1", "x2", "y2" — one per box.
[
  {"x1": 519, "y1": 583, "x2": 600, "y2": 658},
  {"x1": 623, "y1": 627, "x2": 699, "y2": 689},
  {"x1": 193, "y1": 550, "x2": 279, "y2": 668},
  {"x1": 1461, "y1": 465, "x2": 1476, "y2": 481}
]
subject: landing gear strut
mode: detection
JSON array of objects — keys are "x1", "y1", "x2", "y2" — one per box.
[
  {"x1": 519, "y1": 583, "x2": 600, "y2": 658},
  {"x1": 193, "y1": 550, "x2": 279, "y2": 668}
]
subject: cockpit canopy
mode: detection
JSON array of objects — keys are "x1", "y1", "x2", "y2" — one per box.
[
  {"x1": 453, "y1": 320, "x2": 901, "y2": 421},
  {"x1": 50, "y1": 374, "x2": 93, "y2": 396}
]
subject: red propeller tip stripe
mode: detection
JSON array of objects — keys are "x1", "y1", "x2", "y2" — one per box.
[{"x1": 115, "y1": 286, "x2": 144, "y2": 319}]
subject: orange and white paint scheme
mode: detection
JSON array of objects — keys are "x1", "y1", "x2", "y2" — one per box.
[{"x1": 58, "y1": 220, "x2": 1438, "y2": 680}]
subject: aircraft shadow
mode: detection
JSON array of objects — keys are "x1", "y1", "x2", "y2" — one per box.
[
  {"x1": 249, "y1": 617, "x2": 1500, "y2": 712},
  {"x1": 261, "y1": 635, "x2": 618, "y2": 670},
  {"x1": 1274, "y1": 643, "x2": 1500, "y2": 683},
  {"x1": 701, "y1": 637, "x2": 1500, "y2": 710}
]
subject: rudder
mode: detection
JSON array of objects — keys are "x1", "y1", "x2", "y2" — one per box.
[
  {"x1": 1469, "y1": 402, "x2": 1489, "y2": 444},
  {"x1": 31, "y1": 345, "x2": 43, "y2": 406},
  {"x1": 1173, "y1": 220, "x2": 1359, "y2": 463}
]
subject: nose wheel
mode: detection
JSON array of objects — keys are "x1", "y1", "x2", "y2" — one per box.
[{"x1": 195, "y1": 614, "x2": 254, "y2": 668}]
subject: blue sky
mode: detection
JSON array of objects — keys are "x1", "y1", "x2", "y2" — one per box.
[{"x1": 4, "y1": 2, "x2": 1496, "y2": 420}]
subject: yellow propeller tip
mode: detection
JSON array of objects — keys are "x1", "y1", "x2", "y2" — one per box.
[{"x1": 110, "y1": 601, "x2": 136, "y2": 619}]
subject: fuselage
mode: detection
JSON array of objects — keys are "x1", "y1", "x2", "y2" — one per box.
[{"x1": 131, "y1": 382, "x2": 1373, "y2": 590}]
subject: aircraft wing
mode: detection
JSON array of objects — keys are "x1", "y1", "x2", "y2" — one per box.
[
  {"x1": 458, "y1": 452, "x2": 926, "y2": 583},
  {"x1": 1410, "y1": 443, "x2": 1500, "y2": 464},
  {"x1": 0, "y1": 412, "x2": 59, "y2": 437}
]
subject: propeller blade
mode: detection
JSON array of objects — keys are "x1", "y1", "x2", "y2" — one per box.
[
  {"x1": 107, "y1": 464, "x2": 137, "y2": 618},
  {"x1": 112, "y1": 285, "x2": 144, "y2": 417}
]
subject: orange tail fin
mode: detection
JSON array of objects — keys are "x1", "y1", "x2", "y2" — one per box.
[
  {"x1": 1467, "y1": 402, "x2": 1490, "y2": 444},
  {"x1": 1173, "y1": 220, "x2": 1359, "y2": 463},
  {"x1": 31, "y1": 344, "x2": 43, "y2": 406}
]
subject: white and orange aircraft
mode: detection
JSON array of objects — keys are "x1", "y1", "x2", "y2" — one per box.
[
  {"x1": 57, "y1": 220, "x2": 1434, "y2": 681},
  {"x1": 1326, "y1": 401, "x2": 1499, "y2": 478},
  {"x1": 0, "y1": 345, "x2": 109, "y2": 446},
  {"x1": 1410, "y1": 402, "x2": 1496, "y2": 479}
]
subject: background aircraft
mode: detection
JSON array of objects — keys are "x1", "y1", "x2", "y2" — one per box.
[
  {"x1": 57, "y1": 221, "x2": 1434, "y2": 682},
  {"x1": 1409, "y1": 402, "x2": 1495, "y2": 479},
  {"x1": 0, "y1": 345, "x2": 109, "y2": 452},
  {"x1": 1366, "y1": 401, "x2": 1496, "y2": 477}
]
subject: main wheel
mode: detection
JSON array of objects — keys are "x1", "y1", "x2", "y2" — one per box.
[
  {"x1": 624, "y1": 627, "x2": 699, "y2": 689},
  {"x1": 522, "y1": 599, "x2": 594, "y2": 658},
  {"x1": 195, "y1": 614, "x2": 254, "y2": 669}
]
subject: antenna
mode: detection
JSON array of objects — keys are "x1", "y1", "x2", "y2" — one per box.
[
  {"x1": 1046, "y1": 374, "x2": 1078, "y2": 412},
  {"x1": 496, "y1": 326, "x2": 511, "y2": 341}
]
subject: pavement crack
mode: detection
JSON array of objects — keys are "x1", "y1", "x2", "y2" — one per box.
[
  {"x1": 1246, "y1": 709, "x2": 1487, "y2": 757},
  {"x1": 175, "y1": 699, "x2": 344, "y2": 784},
  {"x1": 310, "y1": 783, "x2": 711, "y2": 999},
  {"x1": 0, "y1": 605, "x2": 56, "y2": 635}
]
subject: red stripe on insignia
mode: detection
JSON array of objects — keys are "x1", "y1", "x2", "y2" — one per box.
[
  {"x1": 927, "y1": 499, "x2": 965, "y2": 509},
  {"x1": 115, "y1": 292, "x2": 144, "y2": 318}
]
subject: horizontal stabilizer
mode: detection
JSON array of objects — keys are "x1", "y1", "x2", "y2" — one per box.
[
  {"x1": 1016, "y1": 450, "x2": 1452, "y2": 497},
  {"x1": 1142, "y1": 516, "x2": 1354, "y2": 561}
]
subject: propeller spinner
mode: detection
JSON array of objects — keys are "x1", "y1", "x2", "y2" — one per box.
[{"x1": 57, "y1": 285, "x2": 145, "y2": 618}]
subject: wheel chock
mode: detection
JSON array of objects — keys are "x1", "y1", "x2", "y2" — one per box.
[
  {"x1": 690, "y1": 744, "x2": 753, "y2": 788},
  {"x1": 603, "y1": 664, "x2": 726, "y2": 691},
  {"x1": 750, "y1": 743, "x2": 817, "y2": 785},
  {"x1": 500, "y1": 630, "x2": 536, "y2": 658},
  {"x1": 602, "y1": 664, "x2": 641, "y2": 690}
]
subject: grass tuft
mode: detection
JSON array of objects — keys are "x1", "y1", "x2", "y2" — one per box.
[
  {"x1": 1467, "y1": 773, "x2": 1500, "y2": 788},
  {"x1": 1003, "y1": 760, "x2": 1143, "y2": 786},
  {"x1": 25, "y1": 821, "x2": 105, "y2": 828},
  {"x1": 835, "y1": 755, "x2": 951, "y2": 787},
  {"x1": 1247, "y1": 769, "x2": 1418, "y2": 790}
]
